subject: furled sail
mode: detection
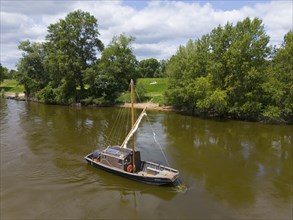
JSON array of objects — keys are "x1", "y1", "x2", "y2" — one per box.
[{"x1": 121, "y1": 107, "x2": 147, "y2": 148}]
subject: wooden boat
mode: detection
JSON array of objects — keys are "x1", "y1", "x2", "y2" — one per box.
[{"x1": 84, "y1": 80, "x2": 180, "y2": 186}]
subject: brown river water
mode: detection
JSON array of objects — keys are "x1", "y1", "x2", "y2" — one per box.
[{"x1": 1, "y1": 99, "x2": 292, "y2": 219}]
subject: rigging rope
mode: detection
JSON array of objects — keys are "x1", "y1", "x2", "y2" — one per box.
[
  {"x1": 134, "y1": 82, "x2": 185, "y2": 188},
  {"x1": 146, "y1": 117, "x2": 171, "y2": 167},
  {"x1": 98, "y1": 80, "x2": 185, "y2": 189},
  {"x1": 104, "y1": 82, "x2": 172, "y2": 168},
  {"x1": 106, "y1": 107, "x2": 130, "y2": 146},
  {"x1": 134, "y1": 83, "x2": 171, "y2": 167}
]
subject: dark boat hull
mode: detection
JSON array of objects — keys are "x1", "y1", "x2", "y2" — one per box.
[{"x1": 85, "y1": 156, "x2": 176, "y2": 186}]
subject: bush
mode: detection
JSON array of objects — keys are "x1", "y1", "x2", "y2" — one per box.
[
  {"x1": 36, "y1": 84, "x2": 56, "y2": 104},
  {"x1": 81, "y1": 97, "x2": 94, "y2": 105},
  {"x1": 262, "y1": 105, "x2": 282, "y2": 122}
]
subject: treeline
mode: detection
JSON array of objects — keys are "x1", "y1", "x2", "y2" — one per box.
[
  {"x1": 0, "y1": 64, "x2": 17, "y2": 82},
  {"x1": 3, "y1": 10, "x2": 292, "y2": 122},
  {"x1": 166, "y1": 18, "x2": 292, "y2": 122},
  {"x1": 12, "y1": 10, "x2": 166, "y2": 105}
]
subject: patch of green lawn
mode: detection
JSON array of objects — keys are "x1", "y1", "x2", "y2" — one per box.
[
  {"x1": 137, "y1": 78, "x2": 168, "y2": 95},
  {"x1": 123, "y1": 78, "x2": 169, "y2": 105},
  {"x1": 0, "y1": 79, "x2": 24, "y2": 93}
]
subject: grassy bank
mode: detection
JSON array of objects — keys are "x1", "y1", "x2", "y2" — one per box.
[
  {"x1": 0, "y1": 79, "x2": 24, "y2": 94},
  {"x1": 117, "y1": 78, "x2": 168, "y2": 105}
]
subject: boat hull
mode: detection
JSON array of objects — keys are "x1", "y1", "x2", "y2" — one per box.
[{"x1": 84, "y1": 156, "x2": 177, "y2": 186}]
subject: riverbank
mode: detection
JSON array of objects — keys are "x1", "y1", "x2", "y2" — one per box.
[
  {"x1": 1, "y1": 92, "x2": 175, "y2": 111},
  {"x1": 117, "y1": 102, "x2": 176, "y2": 111},
  {"x1": 2, "y1": 92, "x2": 291, "y2": 124},
  {"x1": 2, "y1": 92, "x2": 26, "y2": 101}
]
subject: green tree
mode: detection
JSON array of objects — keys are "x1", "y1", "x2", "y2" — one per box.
[
  {"x1": 224, "y1": 18, "x2": 271, "y2": 118},
  {"x1": 262, "y1": 31, "x2": 293, "y2": 121},
  {"x1": 0, "y1": 63, "x2": 8, "y2": 83},
  {"x1": 45, "y1": 10, "x2": 104, "y2": 103},
  {"x1": 157, "y1": 59, "x2": 168, "y2": 78},
  {"x1": 138, "y1": 58, "x2": 160, "y2": 78},
  {"x1": 166, "y1": 37, "x2": 211, "y2": 111},
  {"x1": 83, "y1": 65, "x2": 119, "y2": 103},
  {"x1": 9, "y1": 70, "x2": 18, "y2": 79},
  {"x1": 16, "y1": 40, "x2": 48, "y2": 97},
  {"x1": 98, "y1": 34, "x2": 138, "y2": 93},
  {"x1": 165, "y1": 45, "x2": 191, "y2": 109},
  {"x1": 166, "y1": 17, "x2": 273, "y2": 120}
]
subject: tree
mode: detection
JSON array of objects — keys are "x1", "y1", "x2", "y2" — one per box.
[
  {"x1": 45, "y1": 10, "x2": 104, "y2": 103},
  {"x1": 0, "y1": 63, "x2": 8, "y2": 83},
  {"x1": 157, "y1": 59, "x2": 168, "y2": 78},
  {"x1": 98, "y1": 34, "x2": 138, "y2": 93},
  {"x1": 16, "y1": 40, "x2": 48, "y2": 97},
  {"x1": 83, "y1": 65, "x2": 119, "y2": 102},
  {"x1": 165, "y1": 37, "x2": 211, "y2": 111},
  {"x1": 166, "y1": 17, "x2": 274, "y2": 120},
  {"x1": 223, "y1": 18, "x2": 271, "y2": 117},
  {"x1": 9, "y1": 70, "x2": 18, "y2": 79},
  {"x1": 262, "y1": 31, "x2": 293, "y2": 121},
  {"x1": 138, "y1": 58, "x2": 160, "y2": 78}
]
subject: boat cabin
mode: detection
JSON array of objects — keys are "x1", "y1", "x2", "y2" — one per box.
[{"x1": 98, "y1": 146, "x2": 141, "y2": 172}]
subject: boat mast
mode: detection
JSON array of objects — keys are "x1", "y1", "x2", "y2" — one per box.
[{"x1": 130, "y1": 79, "x2": 135, "y2": 173}]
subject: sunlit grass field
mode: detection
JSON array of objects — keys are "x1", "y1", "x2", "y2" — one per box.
[
  {"x1": 117, "y1": 78, "x2": 168, "y2": 105},
  {"x1": 0, "y1": 79, "x2": 24, "y2": 94},
  {"x1": 137, "y1": 78, "x2": 168, "y2": 104}
]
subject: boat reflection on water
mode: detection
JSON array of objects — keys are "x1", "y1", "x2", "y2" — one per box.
[{"x1": 84, "y1": 163, "x2": 183, "y2": 201}]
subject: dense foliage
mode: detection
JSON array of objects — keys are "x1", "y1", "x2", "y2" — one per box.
[
  {"x1": 42, "y1": 10, "x2": 104, "y2": 103},
  {"x1": 10, "y1": 11, "x2": 292, "y2": 122},
  {"x1": 138, "y1": 58, "x2": 166, "y2": 78},
  {"x1": 15, "y1": 10, "x2": 139, "y2": 104},
  {"x1": 0, "y1": 64, "x2": 15, "y2": 82},
  {"x1": 82, "y1": 34, "x2": 139, "y2": 103},
  {"x1": 166, "y1": 18, "x2": 292, "y2": 122},
  {"x1": 0, "y1": 64, "x2": 7, "y2": 83}
]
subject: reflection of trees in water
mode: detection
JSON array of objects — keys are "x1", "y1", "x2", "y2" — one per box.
[
  {"x1": 19, "y1": 103, "x2": 292, "y2": 205},
  {"x1": 19, "y1": 104, "x2": 165, "y2": 167},
  {"x1": 19, "y1": 103, "x2": 137, "y2": 173},
  {"x1": 162, "y1": 112, "x2": 292, "y2": 206},
  {"x1": 134, "y1": 112, "x2": 170, "y2": 164}
]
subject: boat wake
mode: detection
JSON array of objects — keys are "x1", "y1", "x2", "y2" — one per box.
[
  {"x1": 173, "y1": 178, "x2": 188, "y2": 193},
  {"x1": 175, "y1": 184, "x2": 188, "y2": 193}
]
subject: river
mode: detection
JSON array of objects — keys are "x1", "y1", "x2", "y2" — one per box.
[{"x1": 1, "y1": 99, "x2": 292, "y2": 219}]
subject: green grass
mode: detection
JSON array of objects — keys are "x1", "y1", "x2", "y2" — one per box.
[
  {"x1": 137, "y1": 78, "x2": 168, "y2": 104},
  {"x1": 137, "y1": 78, "x2": 168, "y2": 95},
  {"x1": 117, "y1": 78, "x2": 168, "y2": 104},
  {"x1": 0, "y1": 79, "x2": 24, "y2": 93}
]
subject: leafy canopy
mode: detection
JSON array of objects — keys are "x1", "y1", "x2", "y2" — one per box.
[{"x1": 166, "y1": 17, "x2": 292, "y2": 122}]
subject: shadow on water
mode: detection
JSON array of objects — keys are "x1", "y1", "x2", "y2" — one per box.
[{"x1": 84, "y1": 164, "x2": 179, "y2": 198}]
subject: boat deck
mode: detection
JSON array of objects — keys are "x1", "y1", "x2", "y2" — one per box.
[
  {"x1": 85, "y1": 152, "x2": 179, "y2": 184},
  {"x1": 137, "y1": 161, "x2": 179, "y2": 180}
]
